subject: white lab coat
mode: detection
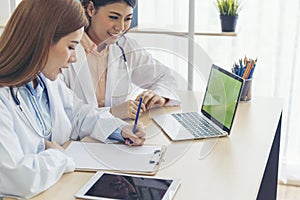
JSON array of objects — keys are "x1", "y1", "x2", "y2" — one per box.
[
  {"x1": 62, "y1": 36, "x2": 181, "y2": 108},
  {"x1": 0, "y1": 77, "x2": 126, "y2": 199}
]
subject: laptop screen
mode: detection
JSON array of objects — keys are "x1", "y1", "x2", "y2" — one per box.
[{"x1": 201, "y1": 65, "x2": 243, "y2": 134}]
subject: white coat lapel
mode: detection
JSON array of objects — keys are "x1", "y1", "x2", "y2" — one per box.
[
  {"x1": 107, "y1": 44, "x2": 130, "y2": 106},
  {"x1": 73, "y1": 44, "x2": 97, "y2": 106},
  {"x1": 13, "y1": 88, "x2": 43, "y2": 135},
  {"x1": 43, "y1": 78, "x2": 72, "y2": 144}
]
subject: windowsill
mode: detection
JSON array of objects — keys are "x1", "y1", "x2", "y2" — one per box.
[{"x1": 129, "y1": 26, "x2": 237, "y2": 37}]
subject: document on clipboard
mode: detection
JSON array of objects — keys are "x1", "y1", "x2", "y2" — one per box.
[{"x1": 65, "y1": 141, "x2": 165, "y2": 175}]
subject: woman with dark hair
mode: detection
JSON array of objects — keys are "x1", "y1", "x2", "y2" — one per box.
[
  {"x1": 0, "y1": 0, "x2": 145, "y2": 198},
  {"x1": 62, "y1": 0, "x2": 181, "y2": 119}
]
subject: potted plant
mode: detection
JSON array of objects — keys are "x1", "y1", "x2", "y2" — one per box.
[{"x1": 217, "y1": 0, "x2": 239, "y2": 32}]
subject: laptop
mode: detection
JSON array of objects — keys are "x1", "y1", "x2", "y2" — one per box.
[{"x1": 152, "y1": 64, "x2": 244, "y2": 141}]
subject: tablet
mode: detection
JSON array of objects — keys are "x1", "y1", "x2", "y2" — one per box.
[{"x1": 75, "y1": 172, "x2": 181, "y2": 200}]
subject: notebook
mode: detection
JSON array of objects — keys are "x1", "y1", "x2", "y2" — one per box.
[
  {"x1": 152, "y1": 64, "x2": 244, "y2": 141},
  {"x1": 65, "y1": 141, "x2": 165, "y2": 175}
]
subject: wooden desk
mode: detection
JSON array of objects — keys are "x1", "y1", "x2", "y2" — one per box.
[{"x1": 5, "y1": 92, "x2": 283, "y2": 200}]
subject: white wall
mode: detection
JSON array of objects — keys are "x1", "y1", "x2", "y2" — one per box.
[{"x1": 0, "y1": 0, "x2": 11, "y2": 26}]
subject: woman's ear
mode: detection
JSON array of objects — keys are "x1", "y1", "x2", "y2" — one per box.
[{"x1": 87, "y1": 1, "x2": 95, "y2": 18}]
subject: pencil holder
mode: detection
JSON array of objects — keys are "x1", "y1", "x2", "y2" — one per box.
[{"x1": 240, "y1": 78, "x2": 252, "y2": 102}]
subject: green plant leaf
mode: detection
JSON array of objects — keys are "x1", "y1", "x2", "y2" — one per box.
[{"x1": 216, "y1": 0, "x2": 239, "y2": 16}]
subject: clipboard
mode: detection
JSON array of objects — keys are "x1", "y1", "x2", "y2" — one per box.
[{"x1": 65, "y1": 141, "x2": 165, "y2": 175}]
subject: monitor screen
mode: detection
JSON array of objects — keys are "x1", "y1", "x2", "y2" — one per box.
[{"x1": 202, "y1": 65, "x2": 243, "y2": 131}]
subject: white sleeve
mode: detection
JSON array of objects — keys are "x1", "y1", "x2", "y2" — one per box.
[
  {"x1": 0, "y1": 99, "x2": 75, "y2": 199},
  {"x1": 56, "y1": 79, "x2": 127, "y2": 142}
]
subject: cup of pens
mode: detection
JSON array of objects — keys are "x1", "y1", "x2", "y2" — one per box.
[
  {"x1": 232, "y1": 56, "x2": 257, "y2": 102},
  {"x1": 240, "y1": 78, "x2": 252, "y2": 101}
]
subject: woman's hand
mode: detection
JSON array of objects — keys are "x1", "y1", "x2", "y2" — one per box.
[
  {"x1": 136, "y1": 90, "x2": 168, "y2": 110},
  {"x1": 110, "y1": 100, "x2": 146, "y2": 119},
  {"x1": 45, "y1": 140, "x2": 64, "y2": 151},
  {"x1": 121, "y1": 124, "x2": 146, "y2": 146}
]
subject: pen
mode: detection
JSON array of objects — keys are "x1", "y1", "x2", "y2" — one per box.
[
  {"x1": 130, "y1": 97, "x2": 143, "y2": 144},
  {"x1": 233, "y1": 57, "x2": 257, "y2": 79}
]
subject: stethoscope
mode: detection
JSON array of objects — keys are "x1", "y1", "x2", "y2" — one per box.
[
  {"x1": 112, "y1": 40, "x2": 135, "y2": 100},
  {"x1": 10, "y1": 76, "x2": 52, "y2": 139},
  {"x1": 116, "y1": 40, "x2": 129, "y2": 72}
]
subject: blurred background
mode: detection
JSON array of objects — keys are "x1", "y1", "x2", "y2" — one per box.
[{"x1": 1, "y1": 0, "x2": 300, "y2": 186}]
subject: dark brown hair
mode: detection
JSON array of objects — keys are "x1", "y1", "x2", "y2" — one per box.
[
  {"x1": 0, "y1": 0, "x2": 89, "y2": 86},
  {"x1": 81, "y1": 0, "x2": 136, "y2": 27}
]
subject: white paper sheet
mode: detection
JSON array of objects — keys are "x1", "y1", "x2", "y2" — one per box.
[{"x1": 65, "y1": 142, "x2": 163, "y2": 173}]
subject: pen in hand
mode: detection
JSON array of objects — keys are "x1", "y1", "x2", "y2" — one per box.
[{"x1": 130, "y1": 97, "x2": 143, "y2": 144}]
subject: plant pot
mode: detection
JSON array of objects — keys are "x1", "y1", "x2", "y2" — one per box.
[{"x1": 220, "y1": 15, "x2": 238, "y2": 32}]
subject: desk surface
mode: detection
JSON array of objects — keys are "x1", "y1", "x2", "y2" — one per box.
[{"x1": 10, "y1": 92, "x2": 283, "y2": 200}]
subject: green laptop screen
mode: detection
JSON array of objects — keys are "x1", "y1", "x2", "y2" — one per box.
[{"x1": 202, "y1": 67, "x2": 242, "y2": 130}]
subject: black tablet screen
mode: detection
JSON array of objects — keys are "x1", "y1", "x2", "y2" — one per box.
[{"x1": 85, "y1": 173, "x2": 173, "y2": 200}]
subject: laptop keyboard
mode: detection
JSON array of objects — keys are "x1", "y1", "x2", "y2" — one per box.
[{"x1": 171, "y1": 112, "x2": 223, "y2": 138}]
